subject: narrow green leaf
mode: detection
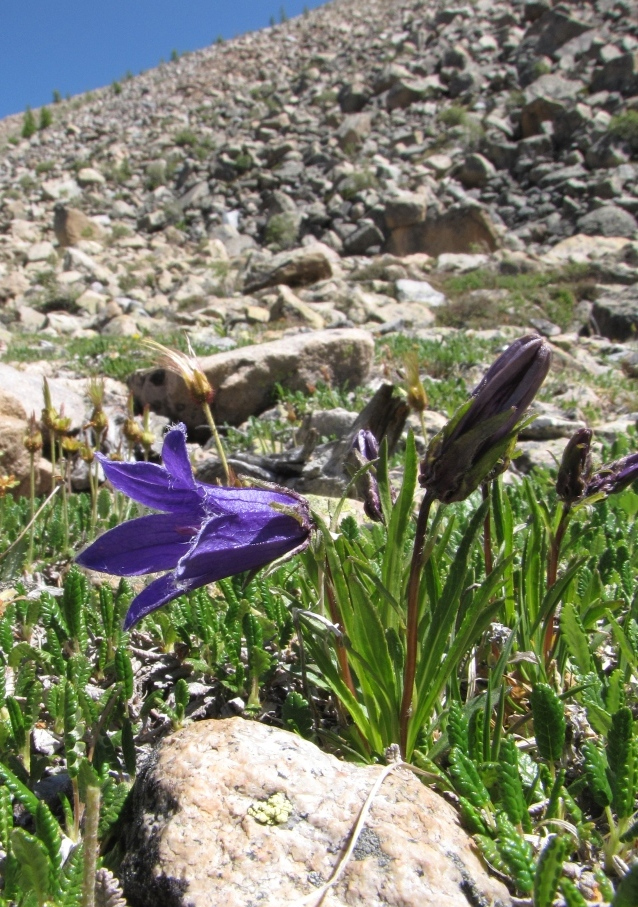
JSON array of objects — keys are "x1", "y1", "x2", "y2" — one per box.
[
  {"x1": 10, "y1": 827, "x2": 53, "y2": 903},
  {"x1": 534, "y1": 835, "x2": 567, "y2": 907},
  {"x1": 0, "y1": 761, "x2": 39, "y2": 815},
  {"x1": 560, "y1": 601, "x2": 593, "y2": 675},
  {"x1": 531, "y1": 684, "x2": 566, "y2": 763},
  {"x1": 612, "y1": 863, "x2": 638, "y2": 907},
  {"x1": 607, "y1": 707, "x2": 635, "y2": 819}
]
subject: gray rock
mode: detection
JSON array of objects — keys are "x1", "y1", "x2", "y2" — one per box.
[
  {"x1": 383, "y1": 192, "x2": 427, "y2": 230},
  {"x1": 128, "y1": 328, "x2": 374, "y2": 429},
  {"x1": 456, "y1": 154, "x2": 496, "y2": 189},
  {"x1": 396, "y1": 279, "x2": 446, "y2": 307},
  {"x1": 590, "y1": 52, "x2": 638, "y2": 96},
  {"x1": 577, "y1": 206, "x2": 638, "y2": 238},
  {"x1": 116, "y1": 718, "x2": 512, "y2": 907},
  {"x1": 592, "y1": 285, "x2": 638, "y2": 341},
  {"x1": 242, "y1": 245, "x2": 335, "y2": 293},
  {"x1": 343, "y1": 220, "x2": 384, "y2": 256}
]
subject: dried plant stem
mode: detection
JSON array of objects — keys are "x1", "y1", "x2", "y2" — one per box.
[
  {"x1": 400, "y1": 492, "x2": 434, "y2": 758},
  {"x1": 82, "y1": 784, "x2": 101, "y2": 907},
  {"x1": 202, "y1": 400, "x2": 231, "y2": 485}
]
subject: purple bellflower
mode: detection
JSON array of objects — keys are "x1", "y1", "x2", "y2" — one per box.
[{"x1": 76, "y1": 424, "x2": 312, "y2": 629}]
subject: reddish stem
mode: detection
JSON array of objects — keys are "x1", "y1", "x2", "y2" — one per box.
[{"x1": 543, "y1": 505, "x2": 571, "y2": 665}]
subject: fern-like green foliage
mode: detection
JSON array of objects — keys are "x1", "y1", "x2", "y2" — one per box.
[
  {"x1": 582, "y1": 740, "x2": 612, "y2": 808},
  {"x1": 448, "y1": 746, "x2": 490, "y2": 810},
  {"x1": 534, "y1": 834, "x2": 567, "y2": 907},
  {"x1": 530, "y1": 683, "x2": 566, "y2": 763},
  {"x1": 607, "y1": 707, "x2": 635, "y2": 819},
  {"x1": 10, "y1": 827, "x2": 54, "y2": 904},
  {"x1": 498, "y1": 737, "x2": 527, "y2": 829},
  {"x1": 282, "y1": 691, "x2": 313, "y2": 739},
  {"x1": 61, "y1": 567, "x2": 89, "y2": 653}
]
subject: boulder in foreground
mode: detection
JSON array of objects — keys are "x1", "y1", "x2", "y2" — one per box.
[{"x1": 116, "y1": 718, "x2": 511, "y2": 907}]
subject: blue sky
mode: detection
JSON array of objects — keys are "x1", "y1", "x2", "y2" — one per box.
[{"x1": 0, "y1": 0, "x2": 331, "y2": 120}]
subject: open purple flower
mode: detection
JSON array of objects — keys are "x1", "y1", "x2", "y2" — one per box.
[{"x1": 76, "y1": 424, "x2": 312, "y2": 629}]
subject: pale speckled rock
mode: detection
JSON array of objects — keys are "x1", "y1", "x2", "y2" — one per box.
[
  {"x1": 117, "y1": 718, "x2": 512, "y2": 907},
  {"x1": 128, "y1": 328, "x2": 374, "y2": 429}
]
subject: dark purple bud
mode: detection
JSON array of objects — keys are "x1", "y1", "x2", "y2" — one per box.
[
  {"x1": 584, "y1": 452, "x2": 638, "y2": 500},
  {"x1": 556, "y1": 428, "x2": 593, "y2": 505},
  {"x1": 419, "y1": 335, "x2": 552, "y2": 503},
  {"x1": 348, "y1": 429, "x2": 383, "y2": 522}
]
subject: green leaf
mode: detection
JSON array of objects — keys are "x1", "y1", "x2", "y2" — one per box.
[
  {"x1": 582, "y1": 740, "x2": 612, "y2": 808},
  {"x1": 282, "y1": 691, "x2": 314, "y2": 739},
  {"x1": 495, "y1": 812, "x2": 535, "y2": 894},
  {"x1": 10, "y1": 827, "x2": 53, "y2": 903},
  {"x1": 534, "y1": 835, "x2": 567, "y2": 907},
  {"x1": 607, "y1": 707, "x2": 635, "y2": 819},
  {"x1": 530, "y1": 683, "x2": 566, "y2": 763},
  {"x1": 448, "y1": 747, "x2": 490, "y2": 810},
  {"x1": 560, "y1": 601, "x2": 593, "y2": 675},
  {"x1": 560, "y1": 877, "x2": 588, "y2": 907},
  {"x1": 498, "y1": 737, "x2": 527, "y2": 828},
  {"x1": 0, "y1": 761, "x2": 39, "y2": 815},
  {"x1": 0, "y1": 784, "x2": 14, "y2": 850},
  {"x1": 447, "y1": 700, "x2": 469, "y2": 755},
  {"x1": 114, "y1": 647, "x2": 134, "y2": 701},
  {"x1": 612, "y1": 863, "x2": 638, "y2": 907}
]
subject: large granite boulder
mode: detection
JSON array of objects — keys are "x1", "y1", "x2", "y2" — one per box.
[
  {"x1": 128, "y1": 328, "x2": 374, "y2": 430},
  {"x1": 116, "y1": 718, "x2": 511, "y2": 907}
]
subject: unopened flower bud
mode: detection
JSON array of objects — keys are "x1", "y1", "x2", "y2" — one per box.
[
  {"x1": 348, "y1": 429, "x2": 383, "y2": 522},
  {"x1": 585, "y1": 452, "x2": 638, "y2": 501},
  {"x1": 419, "y1": 335, "x2": 552, "y2": 503},
  {"x1": 556, "y1": 428, "x2": 592, "y2": 506}
]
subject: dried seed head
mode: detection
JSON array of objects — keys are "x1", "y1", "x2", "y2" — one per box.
[
  {"x1": 144, "y1": 338, "x2": 214, "y2": 406},
  {"x1": 404, "y1": 351, "x2": 428, "y2": 414},
  {"x1": 24, "y1": 414, "x2": 43, "y2": 454}
]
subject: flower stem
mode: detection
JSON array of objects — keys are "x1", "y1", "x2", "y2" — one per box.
[
  {"x1": 81, "y1": 783, "x2": 101, "y2": 907},
  {"x1": 400, "y1": 492, "x2": 434, "y2": 758},
  {"x1": 482, "y1": 482, "x2": 493, "y2": 575},
  {"x1": 28, "y1": 451, "x2": 35, "y2": 564},
  {"x1": 202, "y1": 400, "x2": 231, "y2": 485},
  {"x1": 543, "y1": 504, "x2": 571, "y2": 664}
]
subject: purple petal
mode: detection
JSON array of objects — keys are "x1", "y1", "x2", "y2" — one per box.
[
  {"x1": 96, "y1": 455, "x2": 201, "y2": 513},
  {"x1": 76, "y1": 514, "x2": 197, "y2": 575},
  {"x1": 123, "y1": 574, "x2": 184, "y2": 630},
  {"x1": 161, "y1": 425, "x2": 196, "y2": 491},
  {"x1": 175, "y1": 511, "x2": 308, "y2": 586},
  {"x1": 201, "y1": 484, "x2": 307, "y2": 516}
]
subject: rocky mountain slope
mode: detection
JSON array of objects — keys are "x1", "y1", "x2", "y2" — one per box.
[{"x1": 0, "y1": 0, "x2": 638, "y2": 489}]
